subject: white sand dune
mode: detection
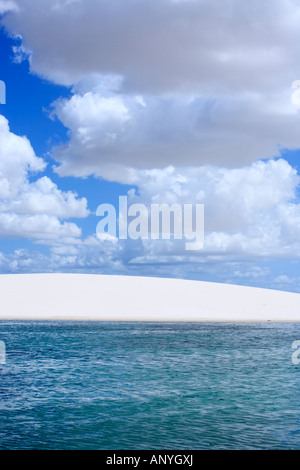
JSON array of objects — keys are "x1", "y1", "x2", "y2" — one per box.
[{"x1": 0, "y1": 273, "x2": 299, "y2": 322}]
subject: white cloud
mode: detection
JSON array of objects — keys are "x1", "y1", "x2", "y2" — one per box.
[
  {"x1": 0, "y1": 115, "x2": 89, "y2": 240},
  {"x1": 3, "y1": 0, "x2": 300, "y2": 94},
  {"x1": 0, "y1": 115, "x2": 45, "y2": 199},
  {"x1": 2, "y1": 0, "x2": 300, "y2": 288},
  {"x1": 125, "y1": 159, "x2": 300, "y2": 258},
  {"x1": 0, "y1": 0, "x2": 18, "y2": 14},
  {"x1": 0, "y1": 213, "x2": 81, "y2": 239},
  {"x1": 1, "y1": 176, "x2": 89, "y2": 218},
  {"x1": 2, "y1": 1, "x2": 300, "y2": 172},
  {"x1": 50, "y1": 88, "x2": 300, "y2": 177},
  {"x1": 34, "y1": 157, "x2": 300, "y2": 269}
]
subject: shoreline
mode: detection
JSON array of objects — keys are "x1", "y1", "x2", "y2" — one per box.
[
  {"x1": 0, "y1": 273, "x2": 299, "y2": 322},
  {"x1": 0, "y1": 319, "x2": 299, "y2": 323}
]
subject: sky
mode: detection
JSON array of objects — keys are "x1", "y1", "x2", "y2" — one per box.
[{"x1": 0, "y1": 0, "x2": 300, "y2": 292}]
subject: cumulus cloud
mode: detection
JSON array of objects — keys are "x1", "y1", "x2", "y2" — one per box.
[
  {"x1": 2, "y1": 0, "x2": 300, "y2": 172},
  {"x1": 2, "y1": 0, "x2": 300, "y2": 287},
  {"x1": 50, "y1": 87, "x2": 300, "y2": 177},
  {"x1": 0, "y1": 235, "x2": 127, "y2": 274},
  {"x1": 0, "y1": 213, "x2": 81, "y2": 240},
  {"x1": 0, "y1": 115, "x2": 45, "y2": 198},
  {"x1": 0, "y1": 0, "x2": 18, "y2": 14},
  {"x1": 1, "y1": 176, "x2": 88, "y2": 219},
  {"x1": 0, "y1": 115, "x2": 89, "y2": 240},
  {"x1": 21, "y1": 158, "x2": 296, "y2": 276},
  {"x1": 2, "y1": 0, "x2": 300, "y2": 94},
  {"x1": 2, "y1": 238, "x2": 300, "y2": 292},
  {"x1": 1, "y1": 0, "x2": 300, "y2": 172},
  {"x1": 124, "y1": 159, "x2": 300, "y2": 258}
]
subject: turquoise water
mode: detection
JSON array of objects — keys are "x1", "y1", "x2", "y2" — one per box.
[{"x1": 0, "y1": 321, "x2": 300, "y2": 449}]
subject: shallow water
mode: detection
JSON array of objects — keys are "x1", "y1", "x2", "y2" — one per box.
[{"x1": 0, "y1": 321, "x2": 300, "y2": 449}]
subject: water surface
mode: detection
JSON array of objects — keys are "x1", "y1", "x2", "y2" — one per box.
[{"x1": 0, "y1": 321, "x2": 299, "y2": 449}]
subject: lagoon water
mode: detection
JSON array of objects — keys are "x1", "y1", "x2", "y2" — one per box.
[{"x1": 0, "y1": 321, "x2": 300, "y2": 449}]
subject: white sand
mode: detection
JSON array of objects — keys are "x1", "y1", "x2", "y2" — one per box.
[{"x1": 0, "y1": 273, "x2": 299, "y2": 322}]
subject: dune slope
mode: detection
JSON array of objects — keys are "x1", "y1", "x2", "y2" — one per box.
[{"x1": 0, "y1": 274, "x2": 299, "y2": 321}]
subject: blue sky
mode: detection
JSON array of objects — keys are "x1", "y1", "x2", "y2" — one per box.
[{"x1": 0, "y1": 0, "x2": 300, "y2": 292}]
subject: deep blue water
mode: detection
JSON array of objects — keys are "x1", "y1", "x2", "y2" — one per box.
[{"x1": 0, "y1": 321, "x2": 300, "y2": 449}]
